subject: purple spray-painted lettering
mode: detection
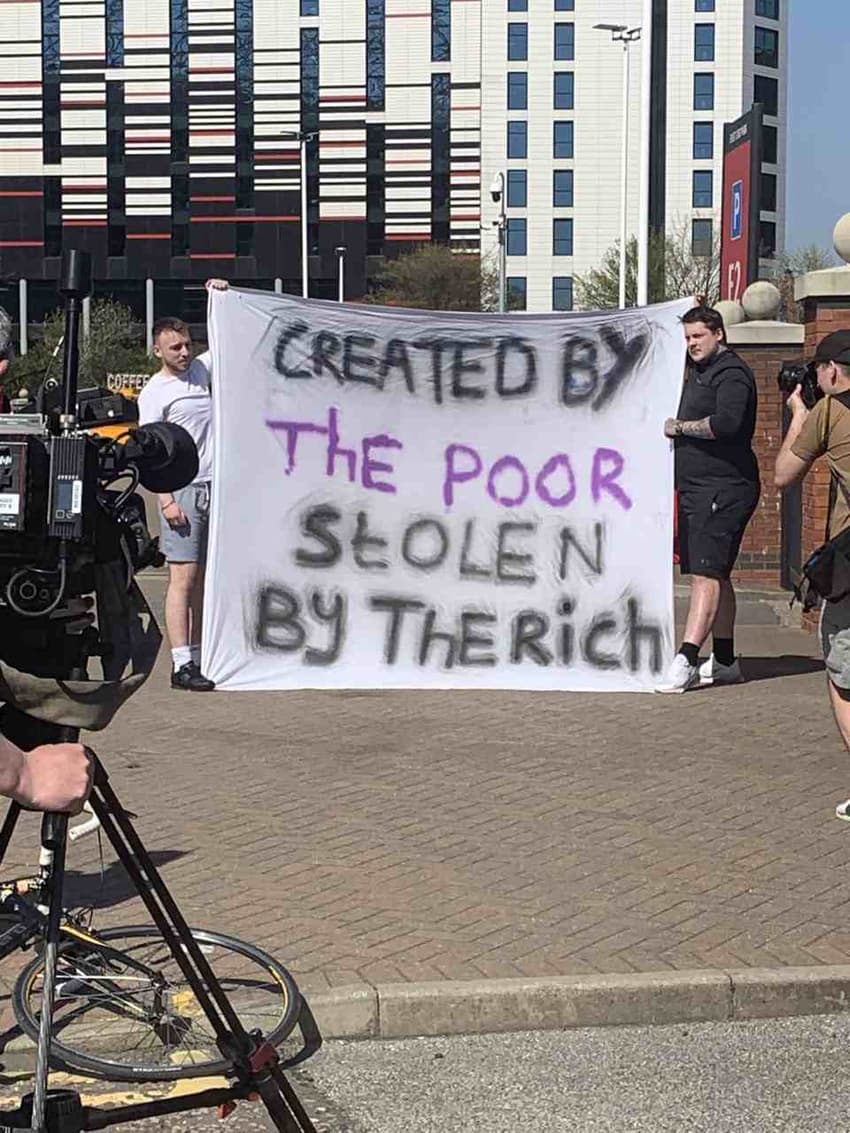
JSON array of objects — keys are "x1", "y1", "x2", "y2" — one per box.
[
  {"x1": 265, "y1": 418, "x2": 328, "y2": 475},
  {"x1": 327, "y1": 406, "x2": 357, "y2": 483},
  {"x1": 591, "y1": 447, "x2": 632, "y2": 511},
  {"x1": 443, "y1": 443, "x2": 483, "y2": 507},
  {"x1": 362, "y1": 434, "x2": 403, "y2": 494},
  {"x1": 535, "y1": 453, "x2": 576, "y2": 508},
  {"x1": 486, "y1": 455, "x2": 530, "y2": 508}
]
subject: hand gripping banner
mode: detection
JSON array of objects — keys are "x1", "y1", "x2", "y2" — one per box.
[{"x1": 203, "y1": 291, "x2": 691, "y2": 692}]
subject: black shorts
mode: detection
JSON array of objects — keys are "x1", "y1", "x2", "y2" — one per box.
[{"x1": 677, "y1": 484, "x2": 760, "y2": 580}]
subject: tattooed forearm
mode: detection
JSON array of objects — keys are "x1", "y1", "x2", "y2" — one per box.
[{"x1": 677, "y1": 417, "x2": 715, "y2": 440}]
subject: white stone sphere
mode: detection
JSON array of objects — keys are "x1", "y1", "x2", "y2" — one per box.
[
  {"x1": 714, "y1": 299, "x2": 746, "y2": 327},
  {"x1": 834, "y1": 213, "x2": 850, "y2": 264},
  {"x1": 741, "y1": 280, "x2": 781, "y2": 321}
]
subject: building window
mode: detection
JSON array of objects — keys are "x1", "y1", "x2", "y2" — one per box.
[
  {"x1": 554, "y1": 23, "x2": 574, "y2": 60},
  {"x1": 754, "y1": 26, "x2": 779, "y2": 68},
  {"x1": 553, "y1": 218, "x2": 573, "y2": 256},
  {"x1": 756, "y1": 0, "x2": 779, "y2": 18},
  {"x1": 762, "y1": 124, "x2": 778, "y2": 163},
  {"x1": 553, "y1": 169, "x2": 574, "y2": 207},
  {"x1": 366, "y1": 0, "x2": 385, "y2": 110},
  {"x1": 508, "y1": 0, "x2": 527, "y2": 9},
  {"x1": 693, "y1": 73, "x2": 714, "y2": 110},
  {"x1": 507, "y1": 72, "x2": 528, "y2": 109},
  {"x1": 694, "y1": 24, "x2": 715, "y2": 62},
  {"x1": 507, "y1": 120, "x2": 527, "y2": 158},
  {"x1": 508, "y1": 23, "x2": 528, "y2": 60},
  {"x1": 507, "y1": 218, "x2": 527, "y2": 256},
  {"x1": 553, "y1": 276, "x2": 574, "y2": 311},
  {"x1": 692, "y1": 170, "x2": 713, "y2": 208},
  {"x1": 692, "y1": 218, "x2": 713, "y2": 257},
  {"x1": 507, "y1": 169, "x2": 527, "y2": 208},
  {"x1": 754, "y1": 73, "x2": 778, "y2": 116},
  {"x1": 695, "y1": 0, "x2": 714, "y2": 8},
  {"x1": 300, "y1": 0, "x2": 318, "y2": 13},
  {"x1": 554, "y1": 72, "x2": 574, "y2": 109},
  {"x1": 693, "y1": 121, "x2": 713, "y2": 159},
  {"x1": 507, "y1": 277, "x2": 527, "y2": 310},
  {"x1": 761, "y1": 171, "x2": 777, "y2": 212},
  {"x1": 553, "y1": 120, "x2": 574, "y2": 158},
  {"x1": 431, "y1": 0, "x2": 450, "y2": 61},
  {"x1": 555, "y1": 0, "x2": 574, "y2": 9},
  {"x1": 759, "y1": 220, "x2": 777, "y2": 258}
]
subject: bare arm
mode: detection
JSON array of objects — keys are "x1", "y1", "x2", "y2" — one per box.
[
  {"x1": 664, "y1": 416, "x2": 715, "y2": 440},
  {"x1": 775, "y1": 386, "x2": 814, "y2": 489},
  {"x1": 0, "y1": 735, "x2": 92, "y2": 814}
]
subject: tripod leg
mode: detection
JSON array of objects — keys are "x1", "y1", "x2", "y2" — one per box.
[
  {"x1": 85, "y1": 757, "x2": 317, "y2": 1132},
  {"x1": 30, "y1": 811, "x2": 69, "y2": 1133}
]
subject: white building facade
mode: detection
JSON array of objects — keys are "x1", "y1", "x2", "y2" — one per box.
[
  {"x1": 0, "y1": 0, "x2": 786, "y2": 317},
  {"x1": 481, "y1": 0, "x2": 788, "y2": 311}
]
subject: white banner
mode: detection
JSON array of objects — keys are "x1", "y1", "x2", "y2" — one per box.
[{"x1": 203, "y1": 291, "x2": 691, "y2": 692}]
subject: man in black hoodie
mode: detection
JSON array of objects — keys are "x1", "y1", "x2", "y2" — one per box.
[{"x1": 656, "y1": 305, "x2": 760, "y2": 693}]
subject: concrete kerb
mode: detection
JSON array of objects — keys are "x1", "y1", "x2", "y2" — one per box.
[{"x1": 305, "y1": 967, "x2": 850, "y2": 1042}]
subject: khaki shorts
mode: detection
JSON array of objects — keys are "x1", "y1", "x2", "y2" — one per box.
[{"x1": 820, "y1": 593, "x2": 850, "y2": 690}]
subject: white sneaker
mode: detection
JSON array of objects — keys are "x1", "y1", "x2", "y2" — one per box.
[
  {"x1": 655, "y1": 654, "x2": 699, "y2": 694},
  {"x1": 698, "y1": 654, "x2": 743, "y2": 686}
]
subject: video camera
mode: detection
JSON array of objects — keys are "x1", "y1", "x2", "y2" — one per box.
[
  {"x1": 0, "y1": 250, "x2": 198, "y2": 619},
  {"x1": 776, "y1": 359, "x2": 823, "y2": 411}
]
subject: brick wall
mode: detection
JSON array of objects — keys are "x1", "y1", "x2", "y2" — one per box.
[{"x1": 731, "y1": 342, "x2": 802, "y2": 587}]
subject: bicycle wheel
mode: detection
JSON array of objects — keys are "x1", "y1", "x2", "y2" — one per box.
[{"x1": 13, "y1": 925, "x2": 302, "y2": 1082}]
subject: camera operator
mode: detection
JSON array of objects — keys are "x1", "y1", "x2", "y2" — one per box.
[
  {"x1": 0, "y1": 309, "x2": 92, "y2": 813},
  {"x1": 137, "y1": 279, "x2": 227, "y2": 692},
  {"x1": 775, "y1": 331, "x2": 850, "y2": 820},
  {"x1": 657, "y1": 305, "x2": 760, "y2": 693}
]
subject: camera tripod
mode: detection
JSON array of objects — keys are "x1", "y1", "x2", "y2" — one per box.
[{"x1": 0, "y1": 704, "x2": 320, "y2": 1133}]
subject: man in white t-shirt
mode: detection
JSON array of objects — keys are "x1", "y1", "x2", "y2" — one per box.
[{"x1": 138, "y1": 280, "x2": 227, "y2": 691}]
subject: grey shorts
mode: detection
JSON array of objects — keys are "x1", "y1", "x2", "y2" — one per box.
[
  {"x1": 160, "y1": 481, "x2": 210, "y2": 564},
  {"x1": 820, "y1": 593, "x2": 850, "y2": 690}
]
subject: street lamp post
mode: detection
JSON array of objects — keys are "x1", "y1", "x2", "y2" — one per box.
[
  {"x1": 281, "y1": 129, "x2": 317, "y2": 298},
  {"x1": 595, "y1": 24, "x2": 641, "y2": 310},
  {"x1": 490, "y1": 172, "x2": 507, "y2": 313},
  {"x1": 335, "y1": 246, "x2": 346, "y2": 302},
  {"x1": 637, "y1": 0, "x2": 653, "y2": 307}
]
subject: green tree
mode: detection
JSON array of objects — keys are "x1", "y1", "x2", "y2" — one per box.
[
  {"x1": 10, "y1": 299, "x2": 152, "y2": 395},
  {"x1": 575, "y1": 218, "x2": 721, "y2": 310},
  {"x1": 769, "y1": 245, "x2": 837, "y2": 323},
  {"x1": 367, "y1": 243, "x2": 520, "y2": 312}
]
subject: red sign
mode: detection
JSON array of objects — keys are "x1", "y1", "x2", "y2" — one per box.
[{"x1": 720, "y1": 107, "x2": 763, "y2": 303}]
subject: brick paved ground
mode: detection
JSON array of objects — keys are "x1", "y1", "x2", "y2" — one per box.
[{"x1": 2, "y1": 577, "x2": 848, "y2": 1002}]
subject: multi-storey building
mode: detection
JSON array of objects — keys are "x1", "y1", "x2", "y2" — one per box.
[{"x1": 0, "y1": 0, "x2": 786, "y2": 324}]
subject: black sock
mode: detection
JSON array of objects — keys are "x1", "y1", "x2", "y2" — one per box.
[
  {"x1": 679, "y1": 642, "x2": 700, "y2": 667},
  {"x1": 713, "y1": 638, "x2": 735, "y2": 666}
]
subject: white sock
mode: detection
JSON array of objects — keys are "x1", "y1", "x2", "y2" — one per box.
[
  {"x1": 189, "y1": 644, "x2": 201, "y2": 665},
  {"x1": 172, "y1": 646, "x2": 192, "y2": 669}
]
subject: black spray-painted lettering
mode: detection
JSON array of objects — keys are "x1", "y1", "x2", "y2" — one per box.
[
  {"x1": 558, "y1": 522, "x2": 605, "y2": 581},
  {"x1": 272, "y1": 321, "x2": 649, "y2": 410},
  {"x1": 496, "y1": 522, "x2": 537, "y2": 584},
  {"x1": 459, "y1": 611, "x2": 498, "y2": 667},
  {"x1": 254, "y1": 583, "x2": 346, "y2": 665},
  {"x1": 352, "y1": 510, "x2": 389, "y2": 571},
  {"x1": 401, "y1": 518, "x2": 450, "y2": 572},
  {"x1": 294, "y1": 505, "x2": 343, "y2": 569}
]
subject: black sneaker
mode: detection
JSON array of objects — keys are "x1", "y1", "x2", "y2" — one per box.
[{"x1": 171, "y1": 661, "x2": 215, "y2": 692}]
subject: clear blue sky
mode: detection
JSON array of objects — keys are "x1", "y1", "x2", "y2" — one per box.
[{"x1": 786, "y1": 0, "x2": 850, "y2": 252}]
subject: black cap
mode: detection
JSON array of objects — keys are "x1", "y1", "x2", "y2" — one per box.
[{"x1": 813, "y1": 330, "x2": 850, "y2": 365}]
